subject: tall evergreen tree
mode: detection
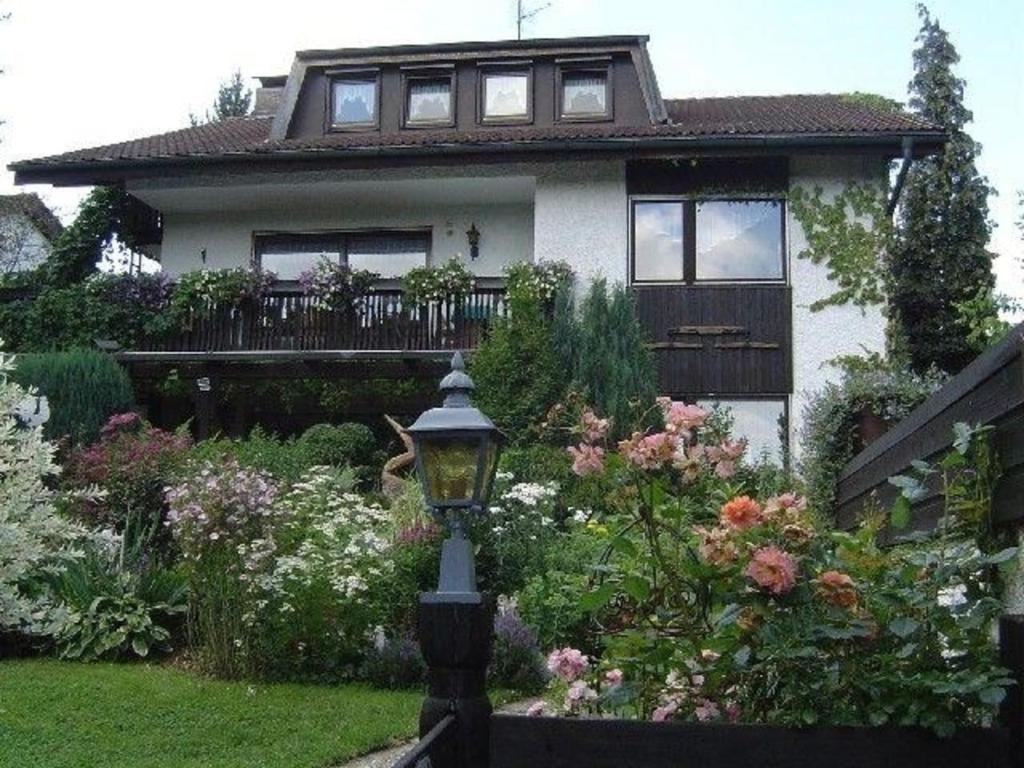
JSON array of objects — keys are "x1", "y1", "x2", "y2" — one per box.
[
  {"x1": 190, "y1": 71, "x2": 252, "y2": 126},
  {"x1": 889, "y1": 5, "x2": 996, "y2": 374},
  {"x1": 573, "y1": 280, "x2": 657, "y2": 440}
]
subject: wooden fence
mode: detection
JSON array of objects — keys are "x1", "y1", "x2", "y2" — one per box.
[
  {"x1": 480, "y1": 615, "x2": 1024, "y2": 768},
  {"x1": 835, "y1": 323, "x2": 1024, "y2": 532},
  {"x1": 140, "y1": 287, "x2": 508, "y2": 354}
]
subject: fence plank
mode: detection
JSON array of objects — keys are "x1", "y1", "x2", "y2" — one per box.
[{"x1": 489, "y1": 714, "x2": 1009, "y2": 768}]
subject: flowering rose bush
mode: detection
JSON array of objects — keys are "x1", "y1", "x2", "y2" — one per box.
[{"x1": 527, "y1": 403, "x2": 1014, "y2": 736}]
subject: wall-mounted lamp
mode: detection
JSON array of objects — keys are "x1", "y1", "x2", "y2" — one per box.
[
  {"x1": 200, "y1": 247, "x2": 207, "y2": 265},
  {"x1": 466, "y1": 223, "x2": 481, "y2": 261}
]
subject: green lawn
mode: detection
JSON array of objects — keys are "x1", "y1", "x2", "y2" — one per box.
[{"x1": 0, "y1": 659, "x2": 421, "y2": 768}]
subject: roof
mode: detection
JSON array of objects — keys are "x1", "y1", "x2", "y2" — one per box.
[
  {"x1": 10, "y1": 94, "x2": 940, "y2": 176},
  {"x1": 0, "y1": 193, "x2": 64, "y2": 241}
]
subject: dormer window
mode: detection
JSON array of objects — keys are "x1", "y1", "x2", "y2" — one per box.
[
  {"x1": 480, "y1": 69, "x2": 532, "y2": 123},
  {"x1": 404, "y1": 69, "x2": 455, "y2": 127},
  {"x1": 330, "y1": 71, "x2": 379, "y2": 130},
  {"x1": 557, "y1": 63, "x2": 612, "y2": 121}
]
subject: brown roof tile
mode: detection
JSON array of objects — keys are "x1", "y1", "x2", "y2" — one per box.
[{"x1": 10, "y1": 95, "x2": 941, "y2": 172}]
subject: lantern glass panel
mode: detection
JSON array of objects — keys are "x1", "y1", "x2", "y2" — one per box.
[{"x1": 420, "y1": 437, "x2": 481, "y2": 506}]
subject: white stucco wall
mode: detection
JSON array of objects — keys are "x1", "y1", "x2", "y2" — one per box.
[
  {"x1": 159, "y1": 201, "x2": 533, "y2": 279},
  {"x1": 787, "y1": 154, "x2": 889, "y2": 459},
  {"x1": 533, "y1": 160, "x2": 628, "y2": 291}
]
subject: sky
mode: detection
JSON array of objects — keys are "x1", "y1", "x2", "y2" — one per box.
[{"x1": 0, "y1": 0, "x2": 1020, "y2": 306}]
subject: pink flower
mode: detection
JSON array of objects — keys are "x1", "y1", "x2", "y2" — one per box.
[
  {"x1": 526, "y1": 701, "x2": 546, "y2": 717},
  {"x1": 619, "y1": 431, "x2": 677, "y2": 470},
  {"x1": 660, "y1": 400, "x2": 707, "y2": 437},
  {"x1": 694, "y1": 699, "x2": 721, "y2": 723},
  {"x1": 719, "y1": 496, "x2": 763, "y2": 529},
  {"x1": 604, "y1": 668, "x2": 624, "y2": 688},
  {"x1": 567, "y1": 443, "x2": 605, "y2": 477},
  {"x1": 580, "y1": 408, "x2": 611, "y2": 444},
  {"x1": 672, "y1": 443, "x2": 705, "y2": 482},
  {"x1": 564, "y1": 680, "x2": 598, "y2": 714},
  {"x1": 707, "y1": 439, "x2": 746, "y2": 478},
  {"x1": 695, "y1": 525, "x2": 740, "y2": 566},
  {"x1": 764, "y1": 492, "x2": 808, "y2": 521},
  {"x1": 546, "y1": 647, "x2": 589, "y2": 682},
  {"x1": 652, "y1": 699, "x2": 679, "y2": 722},
  {"x1": 746, "y1": 545, "x2": 798, "y2": 596}
]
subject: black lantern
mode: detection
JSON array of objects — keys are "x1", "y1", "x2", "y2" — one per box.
[
  {"x1": 466, "y1": 223, "x2": 481, "y2": 260},
  {"x1": 407, "y1": 351, "x2": 503, "y2": 601}
]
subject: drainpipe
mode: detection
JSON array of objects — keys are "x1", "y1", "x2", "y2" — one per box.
[{"x1": 886, "y1": 136, "x2": 915, "y2": 217}]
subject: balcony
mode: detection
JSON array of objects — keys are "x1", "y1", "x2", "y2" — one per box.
[{"x1": 124, "y1": 285, "x2": 508, "y2": 363}]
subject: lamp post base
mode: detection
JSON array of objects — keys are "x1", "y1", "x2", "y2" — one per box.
[{"x1": 418, "y1": 594, "x2": 494, "y2": 768}]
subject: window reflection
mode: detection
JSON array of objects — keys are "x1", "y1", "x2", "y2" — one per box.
[
  {"x1": 634, "y1": 202, "x2": 684, "y2": 281},
  {"x1": 332, "y1": 79, "x2": 377, "y2": 126},
  {"x1": 483, "y1": 73, "x2": 529, "y2": 119},
  {"x1": 562, "y1": 71, "x2": 608, "y2": 117},
  {"x1": 408, "y1": 78, "x2": 453, "y2": 124},
  {"x1": 696, "y1": 201, "x2": 783, "y2": 280}
]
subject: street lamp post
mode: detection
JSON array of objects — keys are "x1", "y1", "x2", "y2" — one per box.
[{"x1": 406, "y1": 351, "x2": 503, "y2": 768}]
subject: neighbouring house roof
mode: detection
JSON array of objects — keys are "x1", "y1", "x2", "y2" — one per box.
[
  {"x1": 0, "y1": 193, "x2": 64, "y2": 241},
  {"x1": 8, "y1": 33, "x2": 944, "y2": 186}
]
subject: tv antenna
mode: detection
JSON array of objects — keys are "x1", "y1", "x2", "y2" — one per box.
[{"x1": 516, "y1": 0, "x2": 551, "y2": 40}]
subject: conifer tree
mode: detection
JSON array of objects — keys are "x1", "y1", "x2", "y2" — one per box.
[
  {"x1": 573, "y1": 280, "x2": 656, "y2": 439},
  {"x1": 889, "y1": 5, "x2": 996, "y2": 374},
  {"x1": 190, "y1": 71, "x2": 252, "y2": 126}
]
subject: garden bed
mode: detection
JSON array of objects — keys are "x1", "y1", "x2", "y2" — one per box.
[{"x1": 0, "y1": 660, "x2": 421, "y2": 768}]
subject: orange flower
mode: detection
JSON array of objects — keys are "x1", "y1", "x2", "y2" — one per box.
[
  {"x1": 719, "y1": 496, "x2": 763, "y2": 529},
  {"x1": 746, "y1": 545, "x2": 798, "y2": 595},
  {"x1": 816, "y1": 570, "x2": 858, "y2": 609}
]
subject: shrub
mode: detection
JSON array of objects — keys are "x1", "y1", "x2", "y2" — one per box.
[
  {"x1": 257, "y1": 468, "x2": 392, "y2": 679},
  {"x1": 12, "y1": 349, "x2": 135, "y2": 446},
  {"x1": 799, "y1": 362, "x2": 943, "y2": 513},
  {"x1": 299, "y1": 422, "x2": 381, "y2": 476},
  {"x1": 362, "y1": 634, "x2": 426, "y2": 690},
  {"x1": 572, "y1": 280, "x2": 656, "y2": 440},
  {"x1": 180, "y1": 426, "x2": 315, "y2": 485},
  {"x1": 0, "y1": 346, "x2": 85, "y2": 637},
  {"x1": 471, "y1": 293, "x2": 565, "y2": 444},
  {"x1": 64, "y1": 413, "x2": 192, "y2": 552},
  {"x1": 489, "y1": 598, "x2": 548, "y2": 694},
  {"x1": 528, "y1": 399, "x2": 1011, "y2": 736},
  {"x1": 165, "y1": 460, "x2": 283, "y2": 678}
]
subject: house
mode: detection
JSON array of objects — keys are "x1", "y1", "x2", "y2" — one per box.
[
  {"x1": 0, "y1": 193, "x2": 63, "y2": 275},
  {"x1": 8, "y1": 35, "x2": 944, "y2": 459}
]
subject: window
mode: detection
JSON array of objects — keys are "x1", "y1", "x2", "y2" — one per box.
[
  {"x1": 481, "y1": 71, "x2": 531, "y2": 122},
  {"x1": 631, "y1": 198, "x2": 785, "y2": 283},
  {"x1": 696, "y1": 201, "x2": 784, "y2": 280},
  {"x1": 405, "y1": 74, "x2": 454, "y2": 126},
  {"x1": 255, "y1": 230, "x2": 430, "y2": 281},
  {"x1": 330, "y1": 74, "x2": 378, "y2": 129},
  {"x1": 346, "y1": 232, "x2": 430, "y2": 276},
  {"x1": 696, "y1": 398, "x2": 788, "y2": 464},
  {"x1": 258, "y1": 236, "x2": 343, "y2": 281},
  {"x1": 559, "y1": 67, "x2": 610, "y2": 120},
  {"x1": 633, "y1": 202, "x2": 684, "y2": 281}
]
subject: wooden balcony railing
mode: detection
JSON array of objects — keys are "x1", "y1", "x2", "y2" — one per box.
[{"x1": 139, "y1": 286, "x2": 508, "y2": 354}]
